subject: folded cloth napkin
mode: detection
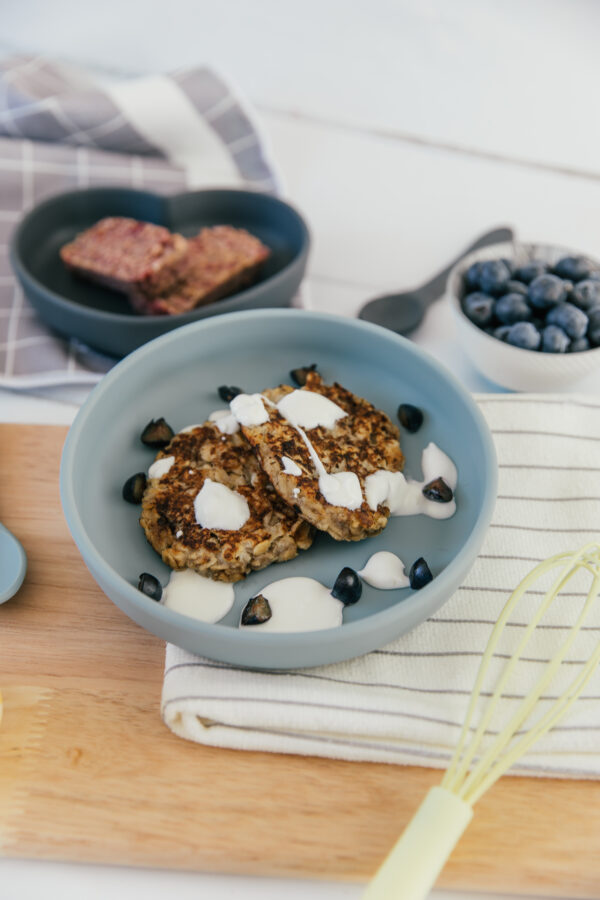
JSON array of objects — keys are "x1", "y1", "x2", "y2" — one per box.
[
  {"x1": 162, "y1": 393, "x2": 600, "y2": 779},
  {"x1": 0, "y1": 55, "x2": 278, "y2": 389}
]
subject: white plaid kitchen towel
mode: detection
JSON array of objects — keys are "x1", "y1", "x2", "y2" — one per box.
[
  {"x1": 0, "y1": 55, "x2": 279, "y2": 389},
  {"x1": 162, "y1": 394, "x2": 600, "y2": 779}
]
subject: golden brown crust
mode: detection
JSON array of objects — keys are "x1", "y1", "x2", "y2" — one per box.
[
  {"x1": 140, "y1": 424, "x2": 313, "y2": 582},
  {"x1": 240, "y1": 373, "x2": 404, "y2": 541}
]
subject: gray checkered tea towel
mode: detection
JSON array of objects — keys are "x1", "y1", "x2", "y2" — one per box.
[{"x1": 0, "y1": 55, "x2": 279, "y2": 390}]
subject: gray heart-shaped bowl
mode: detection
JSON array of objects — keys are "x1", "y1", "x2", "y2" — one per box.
[
  {"x1": 10, "y1": 187, "x2": 310, "y2": 358},
  {"x1": 60, "y1": 309, "x2": 497, "y2": 670}
]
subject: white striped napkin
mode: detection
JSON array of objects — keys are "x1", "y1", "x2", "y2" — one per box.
[{"x1": 162, "y1": 394, "x2": 600, "y2": 778}]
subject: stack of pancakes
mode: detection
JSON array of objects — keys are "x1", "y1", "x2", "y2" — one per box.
[{"x1": 140, "y1": 372, "x2": 404, "y2": 582}]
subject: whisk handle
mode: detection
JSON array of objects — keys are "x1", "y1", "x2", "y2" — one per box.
[{"x1": 361, "y1": 787, "x2": 473, "y2": 900}]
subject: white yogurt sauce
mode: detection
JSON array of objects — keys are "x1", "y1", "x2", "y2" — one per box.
[
  {"x1": 178, "y1": 424, "x2": 203, "y2": 434},
  {"x1": 294, "y1": 424, "x2": 363, "y2": 510},
  {"x1": 194, "y1": 478, "x2": 250, "y2": 530},
  {"x1": 239, "y1": 576, "x2": 344, "y2": 632},
  {"x1": 359, "y1": 551, "x2": 410, "y2": 589},
  {"x1": 230, "y1": 393, "x2": 269, "y2": 426},
  {"x1": 281, "y1": 455, "x2": 303, "y2": 476},
  {"x1": 148, "y1": 455, "x2": 175, "y2": 479},
  {"x1": 276, "y1": 389, "x2": 347, "y2": 430},
  {"x1": 208, "y1": 409, "x2": 240, "y2": 434},
  {"x1": 292, "y1": 487, "x2": 300, "y2": 498},
  {"x1": 162, "y1": 569, "x2": 234, "y2": 623},
  {"x1": 365, "y1": 442, "x2": 457, "y2": 520}
]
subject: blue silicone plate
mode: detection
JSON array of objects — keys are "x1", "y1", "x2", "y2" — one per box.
[{"x1": 60, "y1": 309, "x2": 497, "y2": 669}]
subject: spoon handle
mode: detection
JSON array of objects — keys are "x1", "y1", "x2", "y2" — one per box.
[{"x1": 417, "y1": 226, "x2": 514, "y2": 308}]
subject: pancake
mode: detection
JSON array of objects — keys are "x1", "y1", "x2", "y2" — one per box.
[
  {"x1": 140, "y1": 423, "x2": 314, "y2": 582},
  {"x1": 238, "y1": 372, "x2": 404, "y2": 541}
]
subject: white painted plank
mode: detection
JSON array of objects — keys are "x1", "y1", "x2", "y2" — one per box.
[{"x1": 2, "y1": 0, "x2": 599, "y2": 174}]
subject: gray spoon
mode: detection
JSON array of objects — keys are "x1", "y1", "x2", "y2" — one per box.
[
  {"x1": 0, "y1": 521, "x2": 27, "y2": 604},
  {"x1": 358, "y1": 226, "x2": 514, "y2": 334}
]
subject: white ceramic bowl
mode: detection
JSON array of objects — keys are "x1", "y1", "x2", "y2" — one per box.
[{"x1": 447, "y1": 241, "x2": 600, "y2": 391}]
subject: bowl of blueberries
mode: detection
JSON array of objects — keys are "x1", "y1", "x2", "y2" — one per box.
[{"x1": 448, "y1": 241, "x2": 600, "y2": 391}]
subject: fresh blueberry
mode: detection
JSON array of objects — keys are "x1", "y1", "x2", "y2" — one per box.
[
  {"x1": 409, "y1": 558, "x2": 433, "y2": 590},
  {"x1": 494, "y1": 292, "x2": 532, "y2": 325},
  {"x1": 478, "y1": 260, "x2": 512, "y2": 296},
  {"x1": 553, "y1": 256, "x2": 592, "y2": 282},
  {"x1": 331, "y1": 567, "x2": 362, "y2": 605},
  {"x1": 464, "y1": 261, "x2": 483, "y2": 291},
  {"x1": 528, "y1": 274, "x2": 569, "y2": 310},
  {"x1": 571, "y1": 279, "x2": 600, "y2": 310},
  {"x1": 397, "y1": 403, "x2": 424, "y2": 433},
  {"x1": 122, "y1": 472, "x2": 147, "y2": 504},
  {"x1": 505, "y1": 279, "x2": 528, "y2": 296},
  {"x1": 506, "y1": 321, "x2": 541, "y2": 351},
  {"x1": 588, "y1": 308, "x2": 600, "y2": 346},
  {"x1": 138, "y1": 573, "x2": 162, "y2": 602},
  {"x1": 541, "y1": 325, "x2": 570, "y2": 354},
  {"x1": 462, "y1": 292, "x2": 495, "y2": 328},
  {"x1": 569, "y1": 337, "x2": 590, "y2": 352},
  {"x1": 587, "y1": 271, "x2": 600, "y2": 282},
  {"x1": 514, "y1": 260, "x2": 548, "y2": 284},
  {"x1": 546, "y1": 302, "x2": 588, "y2": 340},
  {"x1": 494, "y1": 325, "x2": 511, "y2": 341}
]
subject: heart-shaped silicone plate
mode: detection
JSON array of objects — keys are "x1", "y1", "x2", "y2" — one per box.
[{"x1": 10, "y1": 187, "x2": 310, "y2": 358}]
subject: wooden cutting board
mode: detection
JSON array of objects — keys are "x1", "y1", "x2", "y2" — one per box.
[{"x1": 1, "y1": 424, "x2": 599, "y2": 898}]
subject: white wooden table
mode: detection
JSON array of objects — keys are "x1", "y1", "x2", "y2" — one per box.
[{"x1": 1, "y1": 1, "x2": 598, "y2": 897}]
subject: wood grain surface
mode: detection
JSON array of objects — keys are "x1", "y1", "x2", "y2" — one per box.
[{"x1": 1, "y1": 424, "x2": 599, "y2": 897}]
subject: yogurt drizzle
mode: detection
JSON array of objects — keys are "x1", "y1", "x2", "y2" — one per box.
[
  {"x1": 358, "y1": 551, "x2": 410, "y2": 589},
  {"x1": 194, "y1": 478, "x2": 250, "y2": 530},
  {"x1": 365, "y1": 442, "x2": 457, "y2": 519},
  {"x1": 148, "y1": 455, "x2": 174, "y2": 479}
]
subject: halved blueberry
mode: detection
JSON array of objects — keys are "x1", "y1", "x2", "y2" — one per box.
[
  {"x1": 138, "y1": 573, "x2": 162, "y2": 601},
  {"x1": 218, "y1": 385, "x2": 242, "y2": 402},
  {"x1": 397, "y1": 403, "x2": 424, "y2": 433},
  {"x1": 409, "y1": 558, "x2": 433, "y2": 590},
  {"x1": 140, "y1": 417, "x2": 174, "y2": 449},
  {"x1": 331, "y1": 567, "x2": 362, "y2": 605},
  {"x1": 290, "y1": 364, "x2": 318, "y2": 387},
  {"x1": 241, "y1": 593, "x2": 272, "y2": 625},
  {"x1": 122, "y1": 472, "x2": 147, "y2": 503},
  {"x1": 422, "y1": 477, "x2": 453, "y2": 503}
]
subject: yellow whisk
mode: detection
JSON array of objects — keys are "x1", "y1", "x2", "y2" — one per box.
[{"x1": 362, "y1": 542, "x2": 600, "y2": 900}]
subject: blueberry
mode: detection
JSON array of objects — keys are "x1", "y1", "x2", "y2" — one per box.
[
  {"x1": 422, "y1": 477, "x2": 453, "y2": 503},
  {"x1": 140, "y1": 418, "x2": 174, "y2": 449},
  {"x1": 506, "y1": 322, "x2": 541, "y2": 351},
  {"x1": 546, "y1": 302, "x2": 588, "y2": 340},
  {"x1": 331, "y1": 567, "x2": 362, "y2": 605},
  {"x1": 494, "y1": 292, "x2": 532, "y2": 325},
  {"x1": 494, "y1": 325, "x2": 511, "y2": 341},
  {"x1": 528, "y1": 274, "x2": 569, "y2": 310},
  {"x1": 122, "y1": 472, "x2": 147, "y2": 503},
  {"x1": 514, "y1": 260, "x2": 548, "y2": 284},
  {"x1": 218, "y1": 385, "x2": 242, "y2": 402},
  {"x1": 588, "y1": 308, "x2": 600, "y2": 346},
  {"x1": 569, "y1": 337, "x2": 590, "y2": 352},
  {"x1": 587, "y1": 271, "x2": 600, "y2": 282},
  {"x1": 409, "y1": 558, "x2": 433, "y2": 590},
  {"x1": 397, "y1": 403, "x2": 424, "y2": 433},
  {"x1": 464, "y1": 261, "x2": 483, "y2": 291},
  {"x1": 478, "y1": 260, "x2": 511, "y2": 296},
  {"x1": 290, "y1": 364, "x2": 318, "y2": 387},
  {"x1": 541, "y1": 325, "x2": 570, "y2": 354},
  {"x1": 553, "y1": 256, "x2": 592, "y2": 282},
  {"x1": 505, "y1": 279, "x2": 528, "y2": 296},
  {"x1": 571, "y1": 279, "x2": 600, "y2": 310},
  {"x1": 138, "y1": 573, "x2": 162, "y2": 602},
  {"x1": 241, "y1": 593, "x2": 272, "y2": 625},
  {"x1": 462, "y1": 292, "x2": 495, "y2": 328}
]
